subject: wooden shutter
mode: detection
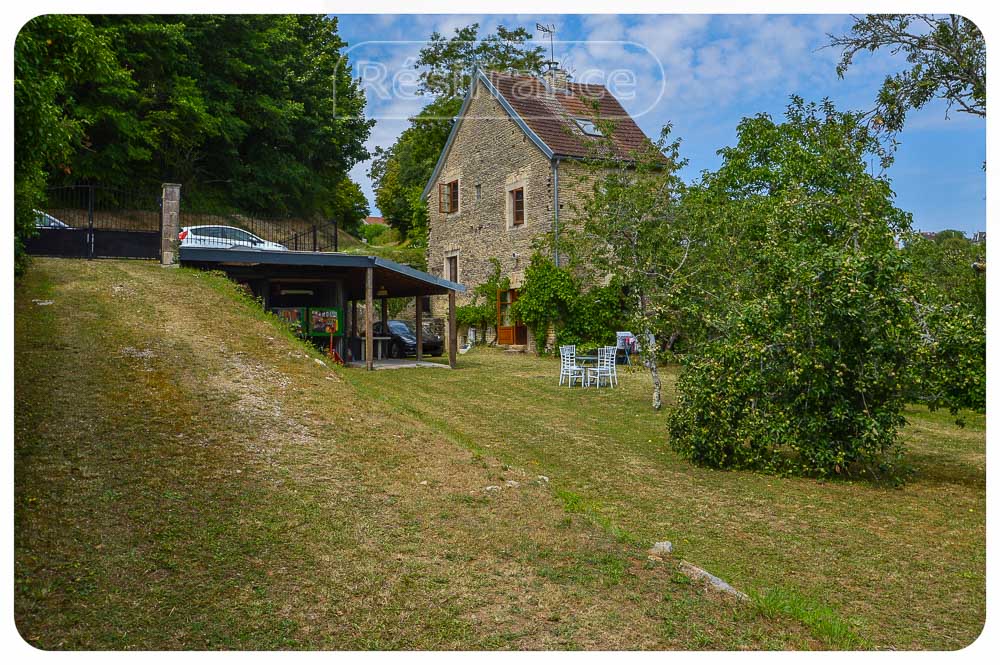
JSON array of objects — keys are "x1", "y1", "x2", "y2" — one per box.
[
  {"x1": 438, "y1": 183, "x2": 446, "y2": 213},
  {"x1": 449, "y1": 181, "x2": 459, "y2": 212}
]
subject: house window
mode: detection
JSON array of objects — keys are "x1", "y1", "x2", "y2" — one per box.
[
  {"x1": 439, "y1": 180, "x2": 459, "y2": 213},
  {"x1": 445, "y1": 254, "x2": 459, "y2": 283},
  {"x1": 574, "y1": 117, "x2": 603, "y2": 137},
  {"x1": 511, "y1": 188, "x2": 525, "y2": 225},
  {"x1": 475, "y1": 183, "x2": 482, "y2": 202}
]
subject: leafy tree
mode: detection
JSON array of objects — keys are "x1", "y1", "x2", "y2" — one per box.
[
  {"x1": 42, "y1": 15, "x2": 372, "y2": 222},
  {"x1": 328, "y1": 179, "x2": 370, "y2": 237},
  {"x1": 416, "y1": 24, "x2": 545, "y2": 98},
  {"x1": 371, "y1": 23, "x2": 544, "y2": 242},
  {"x1": 829, "y1": 14, "x2": 985, "y2": 162},
  {"x1": 903, "y1": 231, "x2": 985, "y2": 413},
  {"x1": 370, "y1": 96, "x2": 460, "y2": 242},
  {"x1": 906, "y1": 231, "x2": 985, "y2": 316},
  {"x1": 62, "y1": 16, "x2": 216, "y2": 190},
  {"x1": 14, "y1": 15, "x2": 130, "y2": 275},
  {"x1": 575, "y1": 121, "x2": 704, "y2": 409},
  {"x1": 668, "y1": 98, "x2": 918, "y2": 479}
]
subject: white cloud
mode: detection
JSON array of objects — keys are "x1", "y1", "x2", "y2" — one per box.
[{"x1": 338, "y1": 13, "x2": 982, "y2": 225}]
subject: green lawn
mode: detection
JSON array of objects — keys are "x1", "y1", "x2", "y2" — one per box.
[
  {"x1": 348, "y1": 351, "x2": 986, "y2": 650},
  {"x1": 15, "y1": 259, "x2": 984, "y2": 649}
]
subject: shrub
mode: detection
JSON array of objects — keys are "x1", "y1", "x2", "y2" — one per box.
[
  {"x1": 557, "y1": 284, "x2": 626, "y2": 350},
  {"x1": 668, "y1": 99, "x2": 917, "y2": 479},
  {"x1": 512, "y1": 253, "x2": 628, "y2": 353},
  {"x1": 667, "y1": 249, "x2": 915, "y2": 478},
  {"x1": 455, "y1": 258, "x2": 508, "y2": 343},
  {"x1": 910, "y1": 301, "x2": 985, "y2": 414},
  {"x1": 368, "y1": 245, "x2": 426, "y2": 270},
  {"x1": 359, "y1": 224, "x2": 390, "y2": 245}
]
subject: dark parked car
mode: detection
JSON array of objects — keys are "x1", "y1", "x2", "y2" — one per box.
[{"x1": 373, "y1": 319, "x2": 443, "y2": 358}]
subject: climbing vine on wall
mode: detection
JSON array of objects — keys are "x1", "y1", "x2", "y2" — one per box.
[
  {"x1": 454, "y1": 258, "x2": 509, "y2": 343},
  {"x1": 511, "y1": 252, "x2": 627, "y2": 353}
]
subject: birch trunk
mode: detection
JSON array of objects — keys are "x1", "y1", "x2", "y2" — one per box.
[{"x1": 638, "y1": 289, "x2": 662, "y2": 410}]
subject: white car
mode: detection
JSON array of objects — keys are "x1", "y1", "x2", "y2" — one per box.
[
  {"x1": 34, "y1": 210, "x2": 71, "y2": 229},
  {"x1": 178, "y1": 225, "x2": 288, "y2": 251}
]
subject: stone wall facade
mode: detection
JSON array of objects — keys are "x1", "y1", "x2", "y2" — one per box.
[
  {"x1": 425, "y1": 83, "x2": 600, "y2": 350},
  {"x1": 427, "y1": 85, "x2": 553, "y2": 303}
]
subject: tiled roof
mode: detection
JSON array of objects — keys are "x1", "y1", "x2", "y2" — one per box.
[{"x1": 486, "y1": 70, "x2": 654, "y2": 160}]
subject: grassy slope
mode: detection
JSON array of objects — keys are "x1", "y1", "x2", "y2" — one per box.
[
  {"x1": 346, "y1": 351, "x2": 985, "y2": 650},
  {"x1": 16, "y1": 258, "x2": 823, "y2": 650}
]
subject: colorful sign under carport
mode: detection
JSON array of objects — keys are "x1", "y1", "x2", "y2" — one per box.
[
  {"x1": 308, "y1": 308, "x2": 343, "y2": 337},
  {"x1": 271, "y1": 307, "x2": 344, "y2": 337}
]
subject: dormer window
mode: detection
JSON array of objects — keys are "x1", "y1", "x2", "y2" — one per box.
[{"x1": 574, "y1": 118, "x2": 603, "y2": 137}]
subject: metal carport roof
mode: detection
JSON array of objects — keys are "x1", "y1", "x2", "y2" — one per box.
[{"x1": 178, "y1": 246, "x2": 465, "y2": 299}]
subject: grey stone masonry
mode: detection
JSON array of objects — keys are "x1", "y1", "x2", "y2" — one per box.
[
  {"x1": 424, "y1": 74, "x2": 626, "y2": 350},
  {"x1": 426, "y1": 84, "x2": 554, "y2": 305},
  {"x1": 160, "y1": 183, "x2": 181, "y2": 265},
  {"x1": 425, "y1": 86, "x2": 599, "y2": 345}
]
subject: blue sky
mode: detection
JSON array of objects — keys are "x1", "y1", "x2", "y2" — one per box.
[{"x1": 336, "y1": 14, "x2": 986, "y2": 235}]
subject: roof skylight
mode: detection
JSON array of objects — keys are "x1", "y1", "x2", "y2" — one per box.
[{"x1": 574, "y1": 118, "x2": 603, "y2": 137}]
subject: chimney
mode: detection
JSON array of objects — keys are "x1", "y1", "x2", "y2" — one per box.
[{"x1": 541, "y1": 65, "x2": 569, "y2": 93}]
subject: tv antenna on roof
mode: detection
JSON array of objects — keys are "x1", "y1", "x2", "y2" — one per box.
[{"x1": 536, "y1": 23, "x2": 557, "y2": 68}]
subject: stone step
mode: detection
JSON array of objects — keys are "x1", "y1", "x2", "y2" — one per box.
[{"x1": 502, "y1": 344, "x2": 528, "y2": 353}]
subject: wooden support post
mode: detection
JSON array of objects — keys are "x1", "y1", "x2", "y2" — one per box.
[
  {"x1": 343, "y1": 299, "x2": 352, "y2": 361},
  {"x1": 415, "y1": 296, "x2": 424, "y2": 362},
  {"x1": 448, "y1": 290, "x2": 457, "y2": 369},
  {"x1": 380, "y1": 297, "x2": 388, "y2": 360},
  {"x1": 365, "y1": 268, "x2": 374, "y2": 371}
]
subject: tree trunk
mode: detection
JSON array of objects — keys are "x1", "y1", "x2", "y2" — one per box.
[
  {"x1": 638, "y1": 290, "x2": 662, "y2": 410},
  {"x1": 644, "y1": 329, "x2": 662, "y2": 410}
]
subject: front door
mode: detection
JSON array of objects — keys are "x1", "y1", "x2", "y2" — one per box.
[{"x1": 497, "y1": 289, "x2": 528, "y2": 345}]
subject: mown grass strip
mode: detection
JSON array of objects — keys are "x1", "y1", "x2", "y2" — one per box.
[{"x1": 750, "y1": 587, "x2": 869, "y2": 650}]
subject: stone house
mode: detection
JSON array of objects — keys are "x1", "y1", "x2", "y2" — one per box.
[{"x1": 421, "y1": 66, "x2": 656, "y2": 351}]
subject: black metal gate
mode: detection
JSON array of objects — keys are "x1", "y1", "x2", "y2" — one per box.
[{"x1": 26, "y1": 185, "x2": 161, "y2": 260}]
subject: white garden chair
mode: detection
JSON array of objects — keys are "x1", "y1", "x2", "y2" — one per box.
[
  {"x1": 587, "y1": 346, "x2": 618, "y2": 388},
  {"x1": 606, "y1": 345, "x2": 620, "y2": 387},
  {"x1": 559, "y1": 345, "x2": 586, "y2": 387}
]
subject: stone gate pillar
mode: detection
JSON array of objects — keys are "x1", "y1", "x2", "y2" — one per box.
[{"x1": 160, "y1": 183, "x2": 182, "y2": 266}]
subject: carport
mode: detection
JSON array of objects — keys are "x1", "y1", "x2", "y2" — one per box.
[{"x1": 178, "y1": 246, "x2": 465, "y2": 369}]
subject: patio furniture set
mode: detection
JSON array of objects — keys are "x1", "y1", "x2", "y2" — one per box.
[
  {"x1": 558, "y1": 332, "x2": 637, "y2": 388},
  {"x1": 559, "y1": 345, "x2": 619, "y2": 388}
]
